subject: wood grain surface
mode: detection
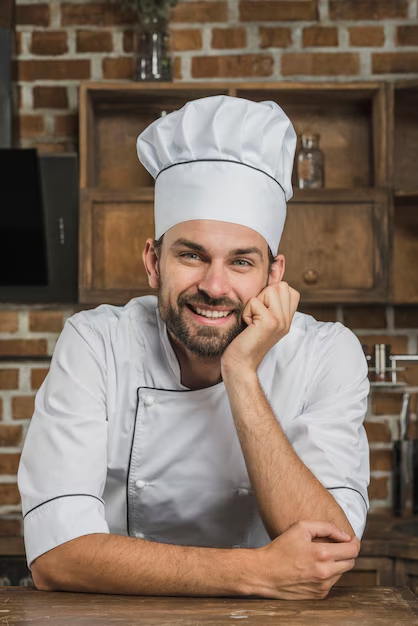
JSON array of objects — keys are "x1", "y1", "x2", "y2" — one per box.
[{"x1": 0, "y1": 586, "x2": 417, "y2": 625}]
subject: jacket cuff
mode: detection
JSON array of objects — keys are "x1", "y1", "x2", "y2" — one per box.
[{"x1": 23, "y1": 495, "x2": 109, "y2": 569}]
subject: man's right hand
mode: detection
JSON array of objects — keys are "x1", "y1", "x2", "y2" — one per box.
[{"x1": 251, "y1": 520, "x2": 360, "y2": 600}]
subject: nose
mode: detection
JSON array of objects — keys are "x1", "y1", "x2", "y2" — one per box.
[{"x1": 197, "y1": 260, "x2": 230, "y2": 299}]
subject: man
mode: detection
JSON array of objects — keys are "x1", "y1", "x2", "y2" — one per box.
[{"x1": 18, "y1": 95, "x2": 368, "y2": 600}]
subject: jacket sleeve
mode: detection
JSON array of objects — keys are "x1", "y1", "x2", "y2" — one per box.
[
  {"x1": 284, "y1": 327, "x2": 370, "y2": 539},
  {"x1": 18, "y1": 314, "x2": 110, "y2": 569}
]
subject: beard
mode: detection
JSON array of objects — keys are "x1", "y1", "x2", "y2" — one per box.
[{"x1": 158, "y1": 288, "x2": 246, "y2": 359}]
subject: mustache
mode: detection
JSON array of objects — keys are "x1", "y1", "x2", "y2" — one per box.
[{"x1": 178, "y1": 292, "x2": 243, "y2": 314}]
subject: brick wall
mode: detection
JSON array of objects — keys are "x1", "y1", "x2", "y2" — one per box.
[
  {"x1": 1, "y1": 303, "x2": 418, "y2": 536},
  {"x1": 4, "y1": 0, "x2": 418, "y2": 537},
  {"x1": 15, "y1": 0, "x2": 418, "y2": 152}
]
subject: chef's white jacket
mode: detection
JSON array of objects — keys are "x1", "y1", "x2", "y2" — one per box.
[{"x1": 18, "y1": 296, "x2": 370, "y2": 569}]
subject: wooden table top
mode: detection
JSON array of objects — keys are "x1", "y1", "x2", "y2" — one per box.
[{"x1": 0, "y1": 586, "x2": 417, "y2": 625}]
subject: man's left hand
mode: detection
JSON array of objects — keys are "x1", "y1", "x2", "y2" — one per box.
[{"x1": 221, "y1": 282, "x2": 300, "y2": 375}]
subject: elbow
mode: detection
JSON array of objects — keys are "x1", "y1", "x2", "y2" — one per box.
[{"x1": 31, "y1": 558, "x2": 57, "y2": 591}]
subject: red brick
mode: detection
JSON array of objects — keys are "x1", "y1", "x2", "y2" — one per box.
[
  {"x1": 370, "y1": 450, "x2": 392, "y2": 472},
  {"x1": 329, "y1": 0, "x2": 408, "y2": 20},
  {"x1": 0, "y1": 340, "x2": 48, "y2": 356},
  {"x1": 33, "y1": 86, "x2": 68, "y2": 110},
  {"x1": 174, "y1": 56, "x2": 182, "y2": 80},
  {"x1": 170, "y1": 29, "x2": 203, "y2": 51},
  {"x1": 0, "y1": 370, "x2": 19, "y2": 390},
  {"x1": 397, "y1": 26, "x2": 418, "y2": 47},
  {"x1": 0, "y1": 312, "x2": 18, "y2": 333},
  {"x1": 0, "y1": 425, "x2": 22, "y2": 447},
  {"x1": 373, "y1": 52, "x2": 418, "y2": 74},
  {"x1": 29, "y1": 311, "x2": 64, "y2": 333},
  {"x1": 282, "y1": 52, "x2": 359, "y2": 76},
  {"x1": 0, "y1": 454, "x2": 20, "y2": 475},
  {"x1": 61, "y1": 2, "x2": 135, "y2": 26},
  {"x1": 76, "y1": 30, "x2": 113, "y2": 53},
  {"x1": 349, "y1": 26, "x2": 385, "y2": 47},
  {"x1": 16, "y1": 3, "x2": 50, "y2": 27},
  {"x1": 368, "y1": 476, "x2": 389, "y2": 501},
  {"x1": 0, "y1": 484, "x2": 20, "y2": 505},
  {"x1": 303, "y1": 26, "x2": 338, "y2": 47},
  {"x1": 123, "y1": 30, "x2": 134, "y2": 53},
  {"x1": 192, "y1": 54, "x2": 273, "y2": 78},
  {"x1": 31, "y1": 368, "x2": 49, "y2": 390},
  {"x1": 18, "y1": 59, "x2": 90, "y2": 82},
  {"x1": 371, "y1": 393, "x2": 403, "y2": 416},
  {"x1": 18, "y1": 115, "x2": 44, "y2": 138},
  {"x1": 102, "y1": 57, "x2": 133, "y2": 80},
  {"x1": 30, "y1": 31, "x2": 68, "y2": 56},
  {"x1": 54, "y1": 114, "x2": 78, "y2": 137},
  {"x1": 15, "y1": 32, "x2": 22, "y2": 56},
  {"x1": 298, "y1": 306, "x2": 337, "y2": 322},
  {"x1": 259, "y1": 26, "x2": 292, "y2": 49},
  {"x1": 402, "y1": 363, "x2": 418, "y2": 389},
  {"x1": 0, "y1": 519, "x2": 21, "y2": 535},
  {"x1": 240, "y1": 1, "x2": 317, "y2": 21},
  {"x1": 211, "y1": 28, "x2": 246, "y2": 49},
  {"x1": 343, "y1": 306, "x2": 387, "y2": 330},
  {"x1": 394, "y1": 306, "x2": 418, "y2": 328},
  {"x1": 364, "y1": 421, "x2": 392, "y2": 444},
  {"x1": 357, "y1": 335, "x2": 408, "y2": 356},
  {"x1": 12, "y1": 396, "x2": 35, "y2": 420},
  {"x1": 172, "y1": 2, "x2": 228, "y2": 23}
]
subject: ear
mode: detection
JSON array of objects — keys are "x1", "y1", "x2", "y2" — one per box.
[
  {"x1": 142, "y1": 238, "x2": 160, "y2": 289},
  {"x1": 268, "y1": 253, "x2": 285, "y2": 285}
]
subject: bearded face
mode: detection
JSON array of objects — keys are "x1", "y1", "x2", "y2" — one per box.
[{"x1": 158, "y1": 288, "x2": 246, "y2": 359}]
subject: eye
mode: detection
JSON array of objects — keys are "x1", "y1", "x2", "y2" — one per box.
[
  {"x1": 233, "y1": 259, "x2": 252, "y2": 267},
  {"x1": 180, "y1": 252, "x2": 202, "y2": 261}
]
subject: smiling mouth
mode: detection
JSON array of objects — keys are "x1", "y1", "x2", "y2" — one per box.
[{"x1": 187, "y1": 304, "x2": 234, "y2": 319}]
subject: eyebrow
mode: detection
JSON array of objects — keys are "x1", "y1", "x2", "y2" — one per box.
[{"x1": 171, "y1": 239, "x2": 264, "y2": 260}]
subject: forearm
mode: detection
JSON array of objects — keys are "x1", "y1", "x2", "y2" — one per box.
[
  {"x1": 224, "y1": 370, "x2": 354, "y2": 539},
  {"x1": 32, "y1": 533, "x2": 256, "y2": 597}
]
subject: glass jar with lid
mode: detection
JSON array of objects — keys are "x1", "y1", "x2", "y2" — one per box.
[{"x1": 296, "y1": 133, "x2": 325, "y2": 189}]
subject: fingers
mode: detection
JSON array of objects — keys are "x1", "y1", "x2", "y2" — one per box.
[{"x1": 299, "y1": 520, "x2": 353, "y2": 543}]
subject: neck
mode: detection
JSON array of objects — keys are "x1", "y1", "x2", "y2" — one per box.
[{"x1": 167, "y1": 331, "x2": 222, "y2": 390}]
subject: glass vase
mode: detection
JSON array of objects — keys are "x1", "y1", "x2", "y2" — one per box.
[
  {"x1": 296, "y1": 133, "x2": 325, "y2": 189},
  {"x1": 133, "y1": 17, "x2": 172, "y2": 81}
]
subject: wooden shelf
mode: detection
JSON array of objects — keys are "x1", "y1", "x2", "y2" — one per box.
[
  {"x1": 77, "y1": 80, "x2": 418, "y2": 304},
  {"x1": 394, "y1": 189, "x2": 418, "y2": 198}
]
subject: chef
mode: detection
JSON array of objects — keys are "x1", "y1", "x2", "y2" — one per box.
[{"x1": 18, "y1": 95, "x2": 368, "y2": 600}]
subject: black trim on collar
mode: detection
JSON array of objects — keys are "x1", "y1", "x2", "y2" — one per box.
[
  {"x1": 327, "y1": 486, "x2": 368, "y2": 509},
  {"x1": 155, "y1": 159, "x2": 286, "y2": 196},
  {"x1": 23, "y1": 494, "x2": 104, "y2": 520}
]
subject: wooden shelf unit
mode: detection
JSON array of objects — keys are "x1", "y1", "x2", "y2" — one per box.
[
  {"x1": 78, "y1": 81, "x2": 413, "y2": 305},
  {"x1": 390, "y1": 81, "x2": 418, "y2": 304}
]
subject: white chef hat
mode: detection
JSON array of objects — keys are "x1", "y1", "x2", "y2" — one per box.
[{"x1": 136, "y1": 95, "x2": 296, "y2": 254}]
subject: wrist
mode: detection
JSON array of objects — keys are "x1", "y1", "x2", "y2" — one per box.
[
  {"x1": 221, "y1": 359, "x2": 258, "y2": 384},
  {"x1": 233, "y1": 546, "x2": 266, "y2": 597}
]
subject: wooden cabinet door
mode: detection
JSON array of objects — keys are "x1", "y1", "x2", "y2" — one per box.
[
  {"x1": 336, "y1": 557, "x2": 394, "y2": 587},
  {"x1": 281, "y1": 189, "x2": 389, "y2": 303},
  {"x1": 79, "y1": 188, "x2": 390, "y2": 305},
  {"x1": 79, "y1": 189, "x2": 155, "y2": 304}
]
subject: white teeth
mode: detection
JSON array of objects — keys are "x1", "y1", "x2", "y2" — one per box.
[{"x1": 194, "y1": 307, "x2": 231, "y2": 319}]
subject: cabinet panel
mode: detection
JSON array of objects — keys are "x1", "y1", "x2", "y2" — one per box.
[
  {"x1": 336, "y1": 557, "x2": 394, "y2": 587},
  {"x1": 79, "y1": 189, "x2": 154, "y2": 303},
  {"x1": 394, "y1": 86, "x2": 418, "y2": 194},
  {"x1": 392, "y1": 196, "x2": 418, "y2": 303},
  {"x1": 281, "y1": 190, "x2": 389, "y2": 302},
  {"x1": 395, "y1": 559, "x2": 418, "y2": 595}
]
